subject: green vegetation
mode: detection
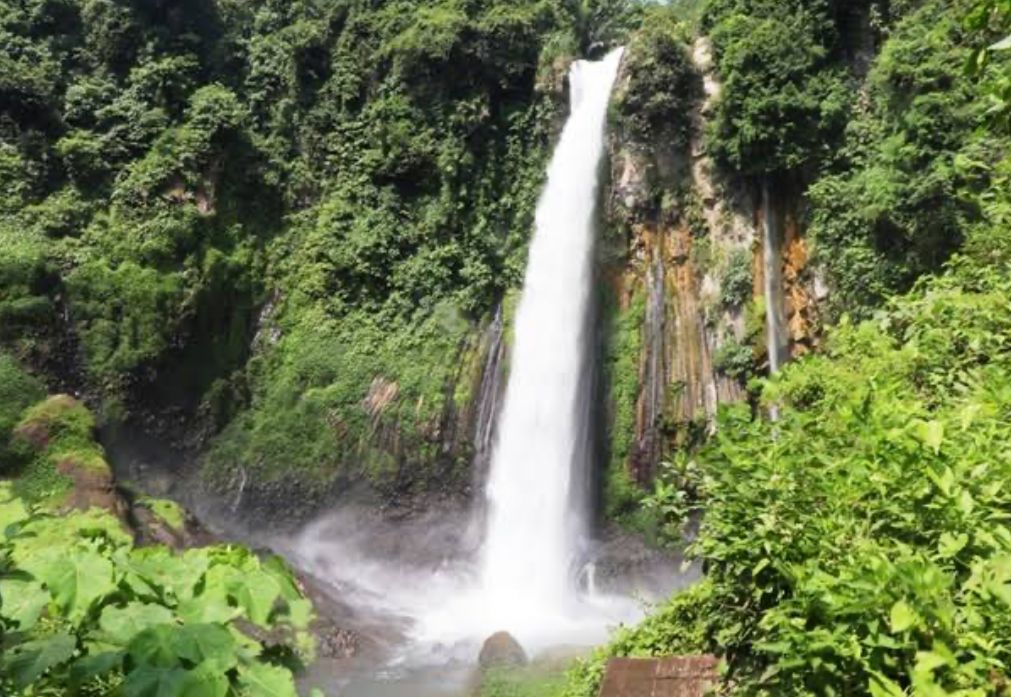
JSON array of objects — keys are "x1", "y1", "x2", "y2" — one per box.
[
  {"x1": 0, "y1": 484, "x2": 316, "y2": 696},
  {"x1": 613, "y1": 7, "x2": 700, "y2": 147},
  {"x1": 0, "y1": 0, "x2": 643, "y2": 503},
  {"x1": 712, "y1": 338, "x2": 754, "y2": 382},
  {"x1": 5, "y1": 0, "x2": 1011, "y2": 693},
  {"x1": 479, "y1": 665, "x2": 569, "y2": 697},
  {"x1": 571, "y1": 259, "x2": 1011, "y2": 695},
  {"x1": 718, "y1": 249, "x2": 752, "y2": 309},
  {"x1": 703, "y1": 0, "x2": 853, "y2": 177},
  {"x1": 6, "y1": 395, "x2": 110, "y2": 504},
  {"x1": 809, "y1": 0, "x2": 1001, "y2": 317},
  {"x1": 137, "y1": 497, "x2": 187, "y2": 532},
  {"x1": 0, "y1": 355, "x2": 45, "y2": 470},
  {"x1": 600, "y1": 292, "x2": 646, "y2": 521}
]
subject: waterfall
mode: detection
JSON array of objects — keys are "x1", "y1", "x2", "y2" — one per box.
[
  {"x1": 762, "y1": 183, "x2": 789, "y2": 374},
  {"x1": 472, "y1": 304, "x2": 506, "y2": 477},
  {"x1": 294, "y1": 48, "x2": 671, "y2": 672},
  {"x1": 479, "y1": 48, "x2": 623, "y2": 624}
]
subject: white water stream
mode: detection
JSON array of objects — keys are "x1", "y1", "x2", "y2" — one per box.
[
  {"x1": 286, "y1": 50, "x2": 685, "y2": 694},
  {"x1": 762, "y1": 183, "x2": 789, "y2": 374},
  {"x1": 478, "y1": 45, "x2": 624, "y2": 626}
]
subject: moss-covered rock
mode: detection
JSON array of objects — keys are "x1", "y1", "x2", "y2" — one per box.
[{"x1": 9, "y1": 395, "x2": 122, "y2": 516}]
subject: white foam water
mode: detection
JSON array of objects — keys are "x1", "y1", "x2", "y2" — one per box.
[{"x1": 466, "y1": 46, "x2": 629, "y2": 647}]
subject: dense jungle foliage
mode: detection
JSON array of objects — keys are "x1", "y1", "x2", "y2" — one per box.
[
  {"x1": 0, "y1": 0, "x2": 640, "y2": 509},
  {"x1": 1, "y1": 488, "x2": 318, "y2": 697},
  {"x1": 0, "y1": 354, "x2": 318, "y2": 695}
]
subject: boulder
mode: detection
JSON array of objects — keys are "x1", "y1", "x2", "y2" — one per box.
[{"x1": 478, "y1": 631, "x2": 527, "y2": 670}]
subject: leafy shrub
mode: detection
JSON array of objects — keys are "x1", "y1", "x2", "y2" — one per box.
[
  {"x1": 703, "y1": 0, "x2": 852, "y2": 176},
  {"x1": 0, "y1": 355, "x2": 44, "y2": 469},
  {"x1": 8, "y1": 395, "x2": 109, "y2": 503},
  {"x1": 719, "y1": 249, "x2": 752, "y2": 309},
  {"x1": 615, "y1": 8, "x2": 701, "y2": 146},
  {"x1": 569, "y1": 263, "x2": 1011, "y2": 696},
  {"x1": 713, "y1": 338, "x2": 754, "y2": 381},
  {"x1": 809, "y1": 0, "x2": 995, "y2": 318},
  {"x1": 0, "y1": 485, "x2": 317, "y2": 697}
]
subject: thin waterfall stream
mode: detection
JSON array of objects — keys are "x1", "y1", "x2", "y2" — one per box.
[{"x1": 762, "y1": 183, "x2": 789, "y2": 374}]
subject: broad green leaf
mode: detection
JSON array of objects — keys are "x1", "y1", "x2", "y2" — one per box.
[
  {"x1": 42, "y1": 549, "x2": 116, "y2": 621},
  {"x1": 2, "y1": 633, "x2": 77, "y2": 688},
  {"x1": 229, "y1": 624, "x2": 264, "y2": 662},
  {"x1": 914, "y1": 650, "x2": 948, "y2": 674},
  {"x1": 237, "y1": 662, "x2": 298, "y2": 697},
  {"x1": 129, "y1": 624, "x2": 183, "y2": 669},
  {"x1": 177, "y1": 595, "x2": 239, "y2": 624},
  {"x1": 173, "y1": 623, "x2": 237, "y2": 671},
  {"x1": 121, "y1": 547, "x2": 208, "y2": 602},
  {"x1": 938, "y1": 532, "x2": 969, "y2": 559},
  {"x1": 0, "y1": 578, "x2": 49, "y2": 630},
  {"x1": 890, "y1": 600, "x2": 916, "y2": 633},
  {"x1": 285, "y1": 598, "x2": 314, "y2": 629},
  {"x1": 869, "y1": 670, "x2": 907, "y2": 697},
  {"x1": 99, "y1": 602, "x2": 175, "y2": 645},
  {"x1": 69, "y1": 651, "x2": 125, "y2": 689},
  {"x1": 122, "y1": 665, "x2": 188, "y2": 697},
  {"x1": 233, "y1": 569, "x2": 281, "y2": 625},
  {"x1": 0, "y1": 491, "x2": 29, "y2": 530},
  {"x1": 915, "y1": 420, "x2": 944, "y2": 454},
  {"x1": 261, "y1": 554, "x2": 303, "y2": 602},
  {"x1": 176, "y1": 661, "x2": 229, "y2": 697}
]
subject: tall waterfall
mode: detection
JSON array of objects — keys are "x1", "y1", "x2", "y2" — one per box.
[
  {"x1": 293, "y1": 50, "x2": 672, "y2": 676},
  {"x1": 479, "y1": 48, "x2": 623, "y2": 622},
  {"x1": 762, "y1": 183, "x2": 789, "y2": 373}
]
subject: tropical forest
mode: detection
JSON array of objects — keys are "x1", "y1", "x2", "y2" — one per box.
[{"x1": 1, "y1": 0, "x2": 1011, "y2": 695}]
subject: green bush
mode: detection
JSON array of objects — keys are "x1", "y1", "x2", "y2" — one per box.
[
  {"x1": 719, "y1": 249, "x2": 752, "y2": 309},
  {"x1": 713, "y1": 338, "x2": 754, "y2": 381},
  {"x1": 616, "y1": 8, "x2": 700, "y2": 146},
  {"x1": 569, "y1": 263, "x2": 1011, "y2": 696},
  {"x1": 808, "y1": 0, "x2": 996, "y2": 318},
  {"x1": 704, "y1": 0, "x2": 852, "y2": 177},
  {"x1": 0, "y1": 485, "x2": 317, "y2": 697},
  {"x1": 0, "y1": 355, "x2": 45, "y2": 469},
  {"x1": 9, "y1": 395, "x2": 109, "y2": 503}
]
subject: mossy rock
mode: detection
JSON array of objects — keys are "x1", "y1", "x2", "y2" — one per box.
[
  {"x1": 131, "y1": 496, "x2": 200, "y2": 549},
  {"x1": 9, "y1": 395, "x2": 123, "y2": 516},
  {"x1": 136, "y1": 496, "x2": 186, "y2": 530}
]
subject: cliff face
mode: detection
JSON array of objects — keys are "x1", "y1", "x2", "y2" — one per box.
[{"x1": 600, "y1": 37, "x2": 822, "y2": 494}]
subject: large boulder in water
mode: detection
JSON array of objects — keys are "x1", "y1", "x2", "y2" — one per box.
[{"x1": 478, "y1": 631, "x2": 527, "y2": 670}]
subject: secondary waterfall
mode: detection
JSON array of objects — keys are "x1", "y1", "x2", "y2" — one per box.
[
  {"x1": 762, "y1": 183, "x2": 789, "y2": 373},
  {"x1": 478, "y1": 47, "x2": 623, "y2": 629}
]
